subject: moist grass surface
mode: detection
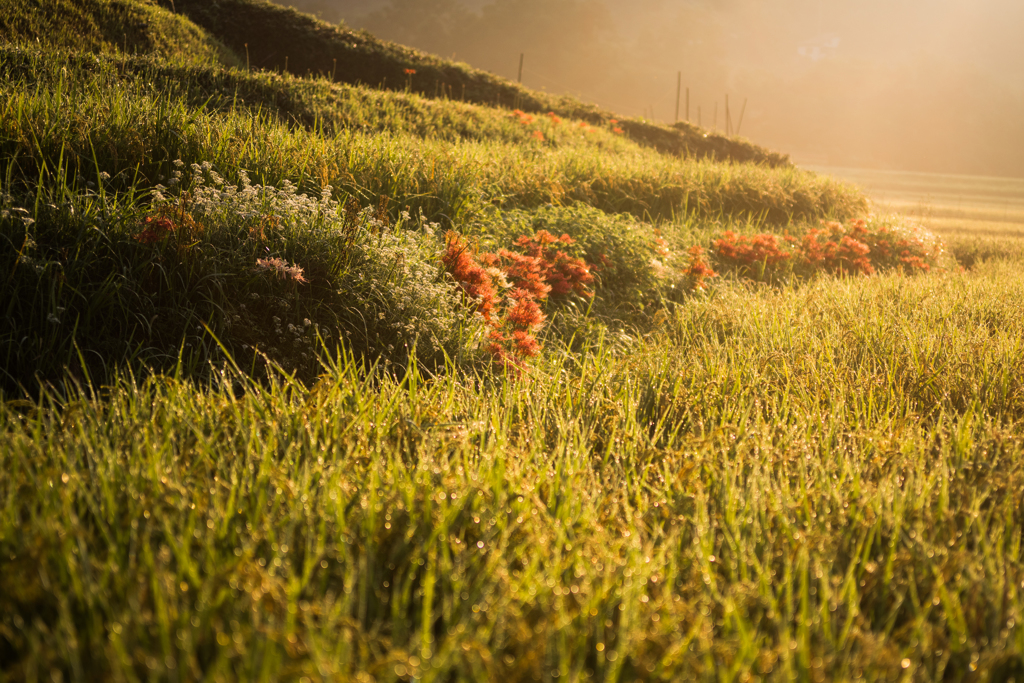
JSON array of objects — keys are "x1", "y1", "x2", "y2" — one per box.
[{"x1": 2, "y1": 2, "x2": 1023, "y2": 681}]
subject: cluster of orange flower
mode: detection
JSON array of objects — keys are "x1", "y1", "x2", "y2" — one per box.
[
  {"x1": 442, "y1": 230, "x2": 593, "y2": 368},
  {"x1": 800, "y1": 223, "x2": 873, "y2": 275},
  {"x1": 711, "y1": 219, "x2": 941, "y2": 280},
  {"x1": 825, "y1": 219, "x2": 936, "y2": 273},
  {"x1": 682, "y1": 245, "x2": 717, "y2": 291},
  {"x1": 510, "y1": 110, "x2": 605, "y2": 140},
  {"x1": 511, "y1": 109, "x2": 536, "y2": 125},
  {"x1": 713, "y1": 231, "x2": 793, "y2": 269}
]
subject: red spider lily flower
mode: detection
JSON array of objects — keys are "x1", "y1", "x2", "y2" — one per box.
[
  {"x1": 713, "y1": 231, "x2": 792, "y2": 267},
  {"x1": 256, "y1": 257, "x2": 308, "y2": 284},
  {"x1": 404, "y1": 68, "x2": 416, "y2": 75},
  {"x1": 512, "y1": 109, "x2": 536, "y2": 125},
  {"x1": 511, "y1": 329, "x2": 541, "y2": 357},
  {"x1": 800, "y1": 228, "x2": 874, "y2": 275},
  {"x1": 612, "y1": 127, "x2": 624, "y2": 134},
  {"x1": 512, "y1": 230, "x2": 593, "y2": 297},
  {"x1": 531, "y1": 130, "x2": 545, "y2": 141},
  {"x1": 134, "y1": 215, "x2": 175, "y2": 244},
  {"x1": 486, "y1": 329, "x2": 509, "y2": 358},
  {"x1": 504, "y1": 289, "x2": 546, "y2": 330},
  {"x1": 683, "y1": 245, "x2": 717, "y2": 290},
  {"x1": 712, "y1": 218, "x2": 943, "y2": 282},
  {"x1": 498, "y1": 249, "x2": 551, "y2": 300},
  {"x1": 442, "y1": 232, "x2": 499, "y2": 321},
  {"x1": 444, "y1": 228, "x2": 598, "y2": 369}
]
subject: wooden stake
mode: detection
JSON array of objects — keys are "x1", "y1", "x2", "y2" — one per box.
[
  {"x1": 518, "y1": 53, "x2": 524, "y2": 83},
  {"x1": 725, "y1": 94, "x2": 730, "y2": 135},
  {"x1": 736, "y1": 98, "x2": 748, "y2": 136},
  {"x1": 675, "y1": 72, "x2": 681, "y2": 123},
  {"x1": 686, "y1": 87, "x2": 690, "y2": 122}
]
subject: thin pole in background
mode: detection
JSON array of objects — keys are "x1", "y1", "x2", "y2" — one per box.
[
  {"x1": 518, "y1": 53, "x2": 524, "y2": 83},
  {"x1": 675, "y1": 72, "x2": 681, "y2": 123}
]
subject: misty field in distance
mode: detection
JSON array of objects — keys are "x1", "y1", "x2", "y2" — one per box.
[{"x1": 809, "y1": 166, "x2": 1024, "y2": 242}]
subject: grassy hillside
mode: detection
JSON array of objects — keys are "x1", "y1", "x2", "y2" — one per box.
[
  {"x1": 153, "y1": 0, "x2": 789, "y2": 167},
  {"x1": 0, "y1": 42, "x2": 871, "y2": 393},
  {"x1": 3, "y1": 1, "x2": 1023, "y2": 682},
  {"x1": 0, "y1": 0, "x2": 239, "y2": 66}
]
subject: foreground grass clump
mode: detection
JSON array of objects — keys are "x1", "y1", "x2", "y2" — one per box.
[{"x1": 2, "y1": 267, "x2": 1024, "y2": 681}]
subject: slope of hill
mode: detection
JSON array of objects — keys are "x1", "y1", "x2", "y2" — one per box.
[
  {"x1": 0, "y1": 37, "x2": 871, "y2": 393},
  {"x1": 0, "y1": 0, "x2": 239, "y2": 66},
  {"x1": 155, "y1": 0, "x2": 790, "y2": 167}
]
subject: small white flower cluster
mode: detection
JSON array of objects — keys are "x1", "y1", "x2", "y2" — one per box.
[
  {"x1": 3, "y1": 201, "x2": 46, "y2": 274},
  {"x1": 2, "y1": 205, "x2": 35, "y2": 227},
  {"x1": 149, "y1": 161, "x2": 479, "y2": 364},
  {"x1": 351, "y1": 228, "x2": 475, "y2": 357},
  {"x1": 152, "y1": 161, "x2": 339, "y2": 238}
]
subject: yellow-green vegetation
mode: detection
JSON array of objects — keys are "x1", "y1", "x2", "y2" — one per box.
[
  {"x1": 0, "y1": 0, "x2": 238, "y2": 66},
  {"x1": 2, "y1": 1, "x2": 1023, "y2": 681}
]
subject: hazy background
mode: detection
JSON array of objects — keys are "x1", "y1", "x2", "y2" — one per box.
[{"x1": 280, "y1": 0, "x2": 1024, "y2": 178}]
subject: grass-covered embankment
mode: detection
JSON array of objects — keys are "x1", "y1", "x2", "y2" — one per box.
[
  {"x1": 2, "y1": 0, "x2": 1024, "y2": 681},
  {"x1": 0, "y1": 44, "x2": 866, "y2": 393}
]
